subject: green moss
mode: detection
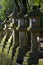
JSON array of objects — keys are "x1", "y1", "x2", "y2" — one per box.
[
  {"x1": 22, "y1": 51, "x2": 31, "y2": 65},
  {"x1": 39, "y1": 59, "x2": 43, "y2": 65},
  {"x1": 13, "y1": 47, "x2": 20, "y2": 63}
]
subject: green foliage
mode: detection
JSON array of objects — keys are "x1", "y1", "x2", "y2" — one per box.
[
  {"x1": 0, "y1": 0, "x2": 43, "y2": 20},
  {"x1": 0, "y1": 9, "x2": 5, "y2": 20},
  {"x1": 0, "y1": 0, "x2": 16, "y2": 20},
  {"x1": 1, "y1": 0, "x2": 15, "y2": 11}
]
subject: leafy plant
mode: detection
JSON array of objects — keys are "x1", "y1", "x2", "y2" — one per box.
[{"x1": 0, "y1": 0, "x2": 16, "y2": 20}]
